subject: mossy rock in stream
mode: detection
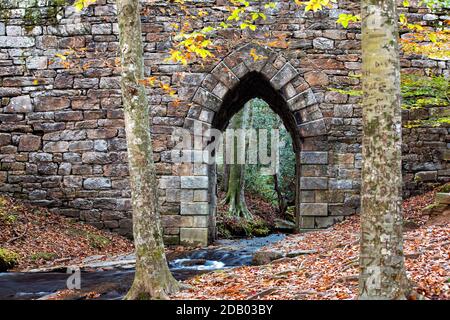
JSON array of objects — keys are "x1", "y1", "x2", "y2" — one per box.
[
  {"x1": 0, "y1": 248, "x2": 19, "y2": 272},
  {"x1": 217, "y1": 216, "x2": 270, "y2": 238}
]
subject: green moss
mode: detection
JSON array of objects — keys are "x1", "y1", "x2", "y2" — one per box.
[
  {"x1": 328, "y1": 87, "x2": 363, "y2": 97},
  {"x1": 0, "y1": 1, "x2": 12, "y2": 23},
  {"x1": 423, "y1": 203, "x2": 439, "y2": 211},
  {"x1": 30, "y1": 252, "x2": 57, "y2": 262},
  {"x1": 24, "y1": 2, "x2": 42, "y2": 32},
  {"x1": 88, "y1": 234, "x2": 111, "y2": 249},
  {"x1": 137, "y1": 292, "x2": 152, "y2": 300},
  {"x1": 23, "y1": 0, "x2": 69, "y2": 31},
  {"x1": 437, "y1": 183, "x2": 450, "y2": 193},
  {"x1": 217, "y1": 223, "x2": 232, "y2": 238},
  {"x1": 0, "y1": 198, "x2": 18, "y2": 225},
  {"x1": 366, "y1": 119, "x2": 378, "y2": 136},
  {"x1": 0, "y1": 248, "x2": 19, "y2": 272},
  {"x1": 402, "y1": 74, "x2": 450, "y2": 128},
  {"x1": 46, "y1": 0, "x2": 68, "y2": 25},
  {"x1": 67, "y1": 227, "x2": 111, "y2": 250},
  {"x1": 217, "y1": 216, "x2": 270, "y2": 238},
  {"x1": 2, "y1": 214, "x2": 18, "y2": 224}
]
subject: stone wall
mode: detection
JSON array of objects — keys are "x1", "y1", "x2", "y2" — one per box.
[
  {"x1": 402, "y1": 115, "x2": 449, "y2": 197},
  {"x1": 0, "y1": 0, "x2": 448, "y2": 245}
]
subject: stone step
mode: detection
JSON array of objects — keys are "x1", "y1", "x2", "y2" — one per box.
[{"x1": 435, "y1": 193, "x2": 450, "y2": 205}]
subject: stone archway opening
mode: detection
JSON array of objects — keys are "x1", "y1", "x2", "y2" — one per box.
[
  {"x1": 180, "y1": 44, "x2": 333, "y2": 246},
  {"x1": 207, "y1": 71, "x2": 302, "y2": 241}
]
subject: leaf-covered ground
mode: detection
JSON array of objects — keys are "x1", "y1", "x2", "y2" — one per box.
[
  {"x1": 1, "y1": 187, "x2": 448, "y2": 300},
  {"x1": 172, "y1": 188, "x2": 449, "y2": 300},
  {"x1": 0, "y1": 195, "x2": 134, "y2": 271}
]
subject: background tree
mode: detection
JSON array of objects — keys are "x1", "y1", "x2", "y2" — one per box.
[
  {"x1": 116, "y1": 0, "x2": 179, "y2": 300},
  {"x1": 223, "y1": 104, "x2": 253, "y2": 219},
  {"x1": 359, "y1": 0, "x2": 410, "y2": 299},
  {"x1": 242, "y1": 99, "x2": 296, "y2": 217}
]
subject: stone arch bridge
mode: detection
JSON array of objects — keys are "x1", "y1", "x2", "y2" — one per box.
[{"x1": 0, "y1": 0, "x2": 448, "y2": 245}]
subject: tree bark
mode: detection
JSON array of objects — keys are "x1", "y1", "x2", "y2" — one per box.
[
  {"x1": 224, "y1": 105, "x2": 252, "y2": 219},
  {"x1": 359, "y1": 0, "x2": 410, "y2": 299},
  {"x1": 273, "y1": 173, "x2": 286, "y2": 215},
  {"x1": 223, "y1": 164, "x2": 230, "y2": 193},
  {"x1": 117, "y1": 0, "x2": 179, "y2": 300}
]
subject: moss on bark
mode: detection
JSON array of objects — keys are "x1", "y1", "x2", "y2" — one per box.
[
  {"x1": 359, "y1": 0, "x2": 410, "y2": 299},
  {"x1": 117, "y1": 0, "x2": 179, "y2": 300},
  {"x1": 224, "y1": 106, "x2": 252, "y2": 219}
]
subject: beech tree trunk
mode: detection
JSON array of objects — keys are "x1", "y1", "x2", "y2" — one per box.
[
  {"x1": 223, "y1": 164, "x2": 230, "y2": 193},
  {"x1": 273, "y1": 173, "x2": 287, "y2": 215},
  {"x1": 117, "y1": 0, "x2": 179, "y2": 300},
  {"x1": 224, "y1": 106, "x2": 252, "y2": 219},
  {"x1": 359, "y1": 0, "x2": 410, "y2": 299}
]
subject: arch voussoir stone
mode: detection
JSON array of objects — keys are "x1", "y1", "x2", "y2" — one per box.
[
  {"x1": 211, "y1": 62, "x2": 240, "y2": 90},
  {"x1": 297, "y1": 104, "x2": 323, "y2": 123},
  {"x1": 270, "y1": 62, "x2": 298, "y2": 90},
  {"x1": 192, "y1": 87, "x2": 222, "y2": 113},
  {"x1": 287, "y1": 88, "x2": 317, "y2": 112},
  {"x1": 298, "y1": 118, "x2": 328, "y2": 137}
]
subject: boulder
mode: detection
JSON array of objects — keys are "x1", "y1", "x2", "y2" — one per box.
[
  {"x1": 435, "y1": 193, "x2": 450, "y2": 205},
  {"x1": 180, "y1": 259, "x2": 207, "y2": 267},
  {"x1": 422, "y1": 191, "x2": 450, "y2": 225},
  {"x1": 252, "y1": 250, "x2": 283, "y2": 266},
  {"x1": 285, "y1": 249, "x2": 318, "y2": 258},
  {"x1": 274, "y1": 218, "x2": 296, "y2": 232},
  {"x1": 403, "y1": 220, "x2": 420, "y2": 230}
]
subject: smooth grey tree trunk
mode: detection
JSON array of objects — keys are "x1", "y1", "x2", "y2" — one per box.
[
  {"x1": 359, "y1": 0, "x2": 410, "y2": 299},
  {"x1": 224, "y1": 105, "x2": 252, "y2": 219},
  {"x1": 117, "y1": 0, "x2": 179, "y2": 300}
]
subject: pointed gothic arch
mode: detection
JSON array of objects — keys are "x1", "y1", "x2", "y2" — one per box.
[{"x1": 177, "y1": 43, "x2": 334, "y2": 244}]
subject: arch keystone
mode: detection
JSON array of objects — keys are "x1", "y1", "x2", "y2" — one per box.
[{"x1": 234, "y1": 43, "x2": 276, "y2": 72}]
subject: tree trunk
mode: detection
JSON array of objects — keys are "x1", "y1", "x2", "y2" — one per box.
[
  {"x1": 223, "y1": 164, "x2": 230, "y2": 193},
  {"x1": 117, "y1": 0, "x2": 179, "y2": 300},
  {"x1": 224, "y1": 105, "x2": 252, "y2": 219},
  {"x1": 359, "y1": 0, "x2": 410, "y2": 299},
  {"x1": 273, "y1": 173, "x2": 287, "y2": 215}
]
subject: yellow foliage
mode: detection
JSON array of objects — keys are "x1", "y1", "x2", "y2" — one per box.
[
  {"x1": 73, "y1": 0, "x2": 96, "y2": 11},
  {"x1": 160, "y1": 83, "x2": 176, "y2": 96},
  {"x1": 302, "y1": 0, "x2": 335, "y2": 12},
  {"x1": 336, "y1": 14, "x2": 361, "y2": 28},
  {"x1": 55, "y1": 53, "x2": 67, "y2": 61},
  {"x1": 197, "y1": 10, "x2": 208, "y2": 17},
  {"x1": 249, "y1": 48, "x2": 266, "y2": 62}
]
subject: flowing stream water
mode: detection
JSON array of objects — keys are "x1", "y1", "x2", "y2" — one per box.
[{"x1": 0, "y1": 234, "x2": 284, "y2": 300}]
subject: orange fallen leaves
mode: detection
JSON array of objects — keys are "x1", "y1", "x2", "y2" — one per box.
[
  {"x1": 172, "y1": 189, "x2": 449, "y2": 300},
  {"x1": 0, "y1": 195, "x2": 134, "y2": 271}
]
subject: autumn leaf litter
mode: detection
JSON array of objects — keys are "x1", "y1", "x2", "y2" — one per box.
[{"x1": 172, "y1": 189, "x2": 449, "y2": 300}]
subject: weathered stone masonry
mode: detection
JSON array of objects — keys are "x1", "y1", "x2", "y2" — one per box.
[{"x1": 0, "y1": 0, "x2": 448, "y2": 245}]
